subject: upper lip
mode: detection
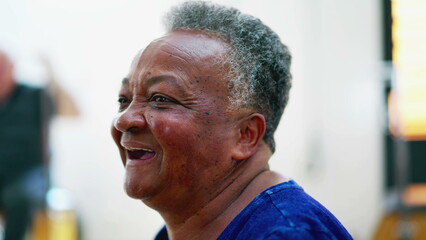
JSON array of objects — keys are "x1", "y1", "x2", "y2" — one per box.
[
  {"x1": 124, "y1": 146, "x2": 154, "y2": 152},
  {"x1": 121, "y1": 141, "x2": 155, "y2": 152}
]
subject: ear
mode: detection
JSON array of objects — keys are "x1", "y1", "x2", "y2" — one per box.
[{"x1": 231, "y1": 113, "x2": 266, "y2": 161}]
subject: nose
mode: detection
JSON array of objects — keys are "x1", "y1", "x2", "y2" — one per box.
[{"x1": 113, "y1": 105, "x2": 148, "y2": 133}]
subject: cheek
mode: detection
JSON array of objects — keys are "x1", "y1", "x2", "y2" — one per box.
[
  {"x1": 150, "y1": 112, "x2": 201, "y2": 149},
  {"x1": 149, "y1": 111, "x2": 231, "y2": 166},
  {"x1": 150, "y1": 111, "x2": 214, "y2": 159}
]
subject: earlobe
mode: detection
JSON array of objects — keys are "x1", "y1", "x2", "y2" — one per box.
[{"x1": 232, "y1": 113, "x2": 266, "y2": 161}]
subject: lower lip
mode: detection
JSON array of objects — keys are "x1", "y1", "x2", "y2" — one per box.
[{"x1": 125, "y1": 151, "x2": 156, "y2": 165}]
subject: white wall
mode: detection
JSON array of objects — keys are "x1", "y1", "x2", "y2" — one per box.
[{"x1": 0, "y1": 0, "x2": 383, "y2": 239}]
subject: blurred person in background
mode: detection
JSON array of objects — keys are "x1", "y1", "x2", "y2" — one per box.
[
  {"x1": 0, "y1": 49, "x2": 78, "y2": 240},
  {"x1": 111, "y1": 1, "x2": 352, "y2": 240}
]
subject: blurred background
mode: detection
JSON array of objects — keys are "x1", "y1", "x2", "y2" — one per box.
[{"x1": 0, "y1": 0, "x2": 425, "y2": 239}]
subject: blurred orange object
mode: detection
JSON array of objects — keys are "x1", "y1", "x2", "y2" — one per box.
[
  {"x1": 373, "y1": 211, "x2": 426, "y2": 240},
  {"x1": 404, "y1": 184, "x2": 426, "y2": 207}
]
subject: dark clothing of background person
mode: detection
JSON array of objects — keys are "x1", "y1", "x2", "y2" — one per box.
[{"x1": 0, "y1": 83, "x2": 53, "y2": 240}]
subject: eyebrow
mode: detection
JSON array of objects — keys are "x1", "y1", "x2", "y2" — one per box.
[
  {"x1": 145, "y1": 75, "x2": 175, "y2": 86},
  {"x1": 145, "y1": 75, "x2": 186, "y2": 93},
  {"x1": 121, "y1": 75, "x2": 187, "y2": 93}
]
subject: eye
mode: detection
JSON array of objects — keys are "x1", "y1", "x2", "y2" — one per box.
[
  {"x1": 118, "y1": 97, "x2": 129, "y2": 104},
  {"x1": 117, "y1": 96, "x2": 131, "y2": 111},
  {"x1": 150, "y1": 94, "x2": 173, "y2": 103},
  {"x1": 148, "y1": 94, "x2": 182, "y2": 109}
]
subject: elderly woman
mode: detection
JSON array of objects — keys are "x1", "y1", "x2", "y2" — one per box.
[{"x1": 111, "y1": 1, "x2": 352, "y2": 239}]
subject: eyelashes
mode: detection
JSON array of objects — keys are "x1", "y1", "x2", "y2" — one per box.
[
  {"x1": 117, "y1": 94, "x2": 180, "y2": 112},
  {"x1": 149, "y1": 94, "x2": 173, "y2": 103},
  {"x1": 118, "y1": 96, "x2": 130, "y2": 104},
  {"x1": 117, "y1": 96, "x2": 131, "y2": 112},
  {"x1": 148, "y1": 94, "x2": 181, "y2": 109}
]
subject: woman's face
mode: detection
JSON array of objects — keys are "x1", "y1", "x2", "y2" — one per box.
[{"x1": 111, "y1": 30, "x2": 243, "y2": 210}]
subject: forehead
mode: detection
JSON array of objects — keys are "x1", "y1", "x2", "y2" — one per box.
[{"x1": 128, "y1": 30, "x2": 230, "y2": 83}]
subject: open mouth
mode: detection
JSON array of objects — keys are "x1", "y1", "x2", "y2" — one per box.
[{"x1": 125, "y1": 147, "x2": 156, "y2": 161}]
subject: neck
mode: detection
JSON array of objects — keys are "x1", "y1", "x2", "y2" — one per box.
[{"x1": 159, "y1": 142, "x2": 288, "y2": 240}]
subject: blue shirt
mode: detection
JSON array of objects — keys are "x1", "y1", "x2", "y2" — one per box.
[{"x1": 154, "y1": 180, "x2": 353, "y2": 239}]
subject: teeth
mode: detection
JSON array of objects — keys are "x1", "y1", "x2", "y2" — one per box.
[{"x1": 124, "y1": 146, "x2": 153, "y2": 152}]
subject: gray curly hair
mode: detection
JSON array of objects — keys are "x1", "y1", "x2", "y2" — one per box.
[{"x1": 164, "y1": 1, "x2": 292, "y2": 153}]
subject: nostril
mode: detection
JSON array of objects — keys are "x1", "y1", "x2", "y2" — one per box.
[{"x1": 127, "y1": 126, "x2": 140, "y2": 132}]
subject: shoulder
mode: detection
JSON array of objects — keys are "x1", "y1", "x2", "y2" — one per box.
[{"x1": 218, "y1": 180, "x2": 353, "y2": 240}]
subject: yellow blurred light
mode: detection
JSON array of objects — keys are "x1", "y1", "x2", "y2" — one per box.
[{"x1": 390, "y1": 0, "x2": 426, "y2": 140}]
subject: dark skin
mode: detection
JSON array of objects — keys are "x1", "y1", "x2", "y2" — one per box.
[{"x1": 111, "y1": 30, "x2": 288, "y2": 240}]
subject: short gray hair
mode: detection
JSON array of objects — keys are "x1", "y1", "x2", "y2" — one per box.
[{"x1": 164, "y1": 1, "x2": 292, "y2": 153}]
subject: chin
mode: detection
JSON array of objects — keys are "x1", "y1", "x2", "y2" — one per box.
[
  {"x1": 124, "y1": 184, "x2": 149, "y2": 200},
  {"x1": 123, "y1": 175, "x2": 158, "y2": 200}
]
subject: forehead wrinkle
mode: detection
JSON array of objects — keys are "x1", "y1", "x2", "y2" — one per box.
[
  {"x1": 157, "y1": 35, "x2": 224, "y2": 73},
  {"x1": 148, "y1": 36, "x2": 196, "y2": 61},
  {"x1": 159, "y1": 44, "x2": 203, "y2": 74},
  {"x1": 131, "y1": 47, "x2": 195, "y2": 83},
  {"x1": 132, "y1": 54, "x2": 199, "y2": 91},
  {"x1": 161, "y1": 48, "x2": 192, "y2": 65}
]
